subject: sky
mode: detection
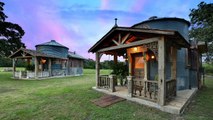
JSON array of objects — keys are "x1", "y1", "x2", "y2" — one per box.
[{"x1": 1, "y1": 0, "x2": 212, "y2": 60}]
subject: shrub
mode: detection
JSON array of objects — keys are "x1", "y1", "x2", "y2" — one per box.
[{"x1": 203, "y1": 64, "x2": 213, "y2": 75}]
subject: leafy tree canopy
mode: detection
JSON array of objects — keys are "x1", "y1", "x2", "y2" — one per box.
[
  {"x1": 0, "y1": 1, "x2": 25, "y2": 57},
  {"x1": 189, "y1": 1, "x2": 213, "y2": 63}
]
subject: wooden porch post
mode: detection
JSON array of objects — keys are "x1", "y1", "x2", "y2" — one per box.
[
  {"x1": 144, "y1": 53, "x2": 148, "y2": 80},
  {"x1": 114, "y1": 53, "x2": 118, "y2": 64},
  {"x1": 96, "y1": 52, "x2": 100, "y2": 88},
  {"x1": 34, "y1": 57, "x2": 38, "y2": 79},
  {"x1": 48, "y1": 58, "x2": 52, "y2": 77},
  {"x1": 158, "y1": 36, "x2": 166, "y2": 106},
  {"x1": 12, "y1": 58, "x2": 16, "y2": 78},
  {"x1": 171, "y1": 46, "x2": 177, "y2": 96}
]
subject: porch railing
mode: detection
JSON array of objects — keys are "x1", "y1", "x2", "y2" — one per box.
[
  {"x1": 15, "y1": 71, "x2": 50, "y2": 79},
  {"x1": 132, "y1": 78, "x2": 158, "y2": 101},
  {"x1": 98, "y1": 75, "x2": 110, "y2": 88},
  {"x1": 166, "y1": 79, "x2": 176, "y2": 99},
  {"x1": 144, "y1": 80, "x2": 158, "y2": 101}
]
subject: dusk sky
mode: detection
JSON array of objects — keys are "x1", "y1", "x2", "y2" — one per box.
[{"x1": 2, "y1": 0, "x2": 212, "y2": 60}]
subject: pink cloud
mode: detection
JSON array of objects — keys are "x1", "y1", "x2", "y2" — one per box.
[
  {"x1": 100, "y1": 0, "x2": 109, "y2": 10},
  {"x1": 131, "y1": 0, "x2": 148, "y2": 12}
]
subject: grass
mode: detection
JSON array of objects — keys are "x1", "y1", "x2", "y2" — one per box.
[
  {"x1": 183, "y1": 76, "x2": 213, "y2": 120},
  {"x1": 0, "y1": 69, "x2": 212, "y2": 120},
  {"x1": 0, "y1": 67, "x2": 25, "y2": 72}
]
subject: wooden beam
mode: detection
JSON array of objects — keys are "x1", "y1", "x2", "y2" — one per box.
[
  {"x1": 98, "y1": 37, "x2": 160, "y2": 53},
  {"x1": 15, "y1": 56, "x2": 33, "y2": 59},
  {"x1": 121, "y1": 33, "x2": 130, "y2": 44},
  {"x1": 158, "y1": 36, "x2": 166, "y2": 106},
  {"x1": 116, "y1": 27, "x2": 175, "y2": 35},
  {"x1": 112, "y1": 39, "x2": 120, "y2": 46}
]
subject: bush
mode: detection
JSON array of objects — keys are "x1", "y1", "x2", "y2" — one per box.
[{"x1": 203, "y1": 63, "x2": 213, "y2": 75}]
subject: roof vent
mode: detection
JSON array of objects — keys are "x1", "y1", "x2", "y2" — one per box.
[
  {"x1": 149, "y1": 16, "x2": 158, "y2": 20},
  {"x1": 114, "y1": 18, "x2": 118, "y2": 27}
]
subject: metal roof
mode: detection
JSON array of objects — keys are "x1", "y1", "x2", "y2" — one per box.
[
  {"x1": 35, "y1": 40, "x2": 68, "y2": 49},
  {"x1": 132, "y1": 17, "x2": 190, "y2": 28},
  {"x1": 68, "y1": 52, "x2": 85, "y2": 60}
]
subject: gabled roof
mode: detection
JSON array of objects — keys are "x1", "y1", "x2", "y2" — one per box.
[
  {"x1": 35, "y1": 40, "x2": 68, "y2": 49},
  {"x1": 68, "y1": 52, "x2": 85, "y2": 60},
  {"x1": 88, "y1": 26, "x2": 190, "y2": 53},
  {"x1": 9, "y1": 48, "x2": 67, "y2": 59}
]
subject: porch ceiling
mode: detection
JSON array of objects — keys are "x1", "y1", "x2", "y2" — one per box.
[{"x1": 88, "y1": 27, "x2": 190, "y2": 54}]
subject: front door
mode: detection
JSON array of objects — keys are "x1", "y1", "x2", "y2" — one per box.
[{"x1": 132, "y1": 53, "x2": 145, "y2": 79}]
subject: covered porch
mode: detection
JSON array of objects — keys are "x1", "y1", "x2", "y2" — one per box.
[
  {"x1": 89, "y1": 26, "x2": 191, "y2": 113},
  {"x1": 9, "y1": 48, "x2": 68, "y2": 79}
]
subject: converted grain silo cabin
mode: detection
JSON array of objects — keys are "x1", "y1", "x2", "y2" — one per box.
[
  {"x1": 10, "y1": 40, "x2": 85, "y2": 79},
  {"x1": 89, "y1": 17, "x2": 207, "y2": 114}
]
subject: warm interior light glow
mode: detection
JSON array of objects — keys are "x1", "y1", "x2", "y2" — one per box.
[
  {"x1": 145, "y1": 54, "x2": 149, "y2": 61},
  {"x1": 151, "y1": 55, "x2": 155, "y2": 59},
  {"x1": 133, "y1": 47, "x2": 138, "y2": 51},
  {"x1": 41, "y1": 58, "x2": 46, "y2": 64}
]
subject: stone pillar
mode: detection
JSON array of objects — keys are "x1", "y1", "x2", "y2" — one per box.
[
  {"x1": 96, "y1": 52, "x2": 100, "y2": 88},
  {"x1": 109, "y1": 75, "x2": 116, "y2": 92},
  {"x1": 127, "y1": 76, "x2": 133, "y2": 97},
  {"x1": 34, "y1": 57, "x2": 38, "y2": 79},
  {"x1": 12, "y1": 58, "x2": 16, "y2": 78},
  {"x1": 48, "y1": 58, "x2": 52, "y2": 77},
  {"x1": 158, "y1": 37, "x2": 166, "y2": 106}
]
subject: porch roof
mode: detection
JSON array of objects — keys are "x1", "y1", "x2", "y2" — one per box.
[
  {"x1": 9, "y1": 48, "x2": 67, "y2": 59},
  {"x1": 68, "y1": 51, "x2": 85, "y2": 60},
  {"x1": 88, "y1": 26, "x2": 190, "y2": 53}
]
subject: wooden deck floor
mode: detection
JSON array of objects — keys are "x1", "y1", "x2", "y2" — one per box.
[{"x1": 93, "y1": 86, "x2": 197, "y2": 114}]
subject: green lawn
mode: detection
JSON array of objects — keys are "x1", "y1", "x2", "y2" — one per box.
[{"x1": 0, "y1": 69, "x2": 212, "y2": 120}]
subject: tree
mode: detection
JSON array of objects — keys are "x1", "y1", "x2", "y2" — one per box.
[
  {"x1": 84, "y1": 59, "x2": 96, "y2": 69},
  {"x1": 0, "y1": 2, "x2": 7, "y2": 22},
  {"x1": 0, "y1": 1, "x2": 25, "y2": 57},
  {"x1": 189, "y1": 1, "x2": 213, "y2": 63}
]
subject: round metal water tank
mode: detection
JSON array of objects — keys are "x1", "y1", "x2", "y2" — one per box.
[
  {"x1": 132, "y1": 17, "x2": 190, "y2": 41},
  {"x1": 36, "y1": 40, "x2": 68, "y2": 58}
]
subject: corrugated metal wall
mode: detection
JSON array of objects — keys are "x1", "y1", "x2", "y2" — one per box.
[{"x1": 36, "y1": 46, "x2": 68, "y2": 58}]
